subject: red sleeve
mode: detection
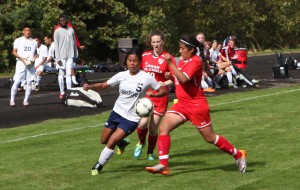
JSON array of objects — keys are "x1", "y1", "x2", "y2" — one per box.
[
  {"x1": 220, "y1": 48, "x2": 227, "y2": 60},
  {"x1": 184, "y1": 56, "x2": 202, "y2": 79}
]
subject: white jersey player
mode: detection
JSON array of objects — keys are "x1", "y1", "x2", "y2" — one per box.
[
  {"x1": 44, "y1": 34, "x2": 55, "y2": 67},
  {"x1": 107, "y1": 70, "x2": 160, "y2": 122},
  {"x1": 10, "y1": 25, "x2": 37, "y2": 107},
  {"x1": 84, "y1": 49, "x2": 167, "y2": 175},
  {"x1": 34, "y1": 36, "x2": 48, "y2": 91},
  {"x1": 54, "y1": 15, "x2": 78, "y2": 99}
]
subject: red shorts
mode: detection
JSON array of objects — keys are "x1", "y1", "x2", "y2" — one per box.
[
  {"x1": 153, "y1": 105, "x2": 167, "y2": 116},
  {"x1": 147, "y1": 94, "x2": 168, "y2": 117},
  {"x1": 167, "y1": 102, "x2": 212, "y2": 128}
]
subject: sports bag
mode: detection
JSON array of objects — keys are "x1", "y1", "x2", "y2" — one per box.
[
  {"x1": 284, "y1": 57, "x2": 298, "y2": 70},
  {"x1": 62, "y1": 87, "x2": 102, "y2": 108}
]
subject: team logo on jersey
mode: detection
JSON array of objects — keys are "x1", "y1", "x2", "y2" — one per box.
[
  {"x1": 120, "y1": 89, "x2": 138, "y2": 97},
  {"x1": 158, "y1": 58, "x2": 164, "y2": 65}
]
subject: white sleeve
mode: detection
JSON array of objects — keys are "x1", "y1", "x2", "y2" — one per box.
[
  {"x1": 107, "y1": 72, "x2": 123, "y2": 87},
  {"x1": 13, "y1": 38, "x2": 19, "y2": 49},
  {"x1": 54, "y1": 31, "x2": 60, "y2": 60},
  {"x1": 41, "y1": 46, "x2": 48, "y2": 58},
  {"x1": 209, "y1": 49, "x2": 213, "y2": 57},
  {"x1": 149, "y1": 76, "x2": 161, "y2": 91}
]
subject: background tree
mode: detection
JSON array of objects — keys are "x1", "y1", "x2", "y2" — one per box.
[{"x1": 1, "y1": 0, "x2": 300, "y2": 72}]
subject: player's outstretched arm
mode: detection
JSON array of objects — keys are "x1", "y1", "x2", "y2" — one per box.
[
  {"x1": 83, "y1": 82, "x2": 109, "y2": 91},
  {"x1": 146, "y1": 86, "x2": 167, "y2": 98}
]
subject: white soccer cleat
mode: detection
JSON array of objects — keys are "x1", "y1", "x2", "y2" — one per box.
[
  {"x1": 10, "y1": 101, "x2": 15, "y2": 107},
  {"x1": 145, "y1": 164, "x2": 170, "y2": 175},
  {"x1": 236, "y1": 150, "x2": 247, "y2": 173},
  {"x1": 23, "y1": 101, "x2": 29, "y2": 107}
]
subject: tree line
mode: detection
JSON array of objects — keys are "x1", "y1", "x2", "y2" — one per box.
[{"x1": 1, "y1": 0, "x2": 300, "y2": 72}]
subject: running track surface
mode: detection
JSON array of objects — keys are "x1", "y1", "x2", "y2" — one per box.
[{"x1": 1, "y1": 53, "x2": 300, "y2": 129}]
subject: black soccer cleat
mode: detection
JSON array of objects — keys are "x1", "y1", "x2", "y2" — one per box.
[{"x1": 91, "y1": 162, "x2": 103, "y2": 175}]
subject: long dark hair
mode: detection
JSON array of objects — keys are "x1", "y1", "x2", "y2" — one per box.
[
  {"x1": 180, "y1": 34, "x2": 204, "y2": 59},
  {"x1": 123, "y1": 49, "x2": 142, "y2": 65}
]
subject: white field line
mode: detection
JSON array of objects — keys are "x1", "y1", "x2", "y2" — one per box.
[
  {"x1": 0, "y1": 124, "x2": 103, "y2": 144},
  {"x1": 209, "y1": 88, "x2": 300, "y2": 107},
  {"x1": 1, "y1": 88, "x2": 299, "y2": 144}
]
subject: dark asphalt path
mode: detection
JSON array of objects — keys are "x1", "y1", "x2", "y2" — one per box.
[{"x1": 1, "y1": 53, "x2": 300, "y2": 129}]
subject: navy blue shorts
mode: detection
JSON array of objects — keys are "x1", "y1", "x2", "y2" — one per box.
[{"x1": 105, "y1": 111, "x2": 139, "y2": 135}]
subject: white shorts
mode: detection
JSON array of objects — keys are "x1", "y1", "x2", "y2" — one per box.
[
  {"x1": 13, "y1": 61, "x2": 35, "y2": 82},
  {"x1": 56, "y1": 58, "x2": 74, "y2": 70},
  {"x1": 35, "y1": 64, "x2": 45, "y2": 73}
]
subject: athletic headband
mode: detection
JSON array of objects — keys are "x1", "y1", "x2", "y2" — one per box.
[
  {"x1": 180, "y1": 39, "x2": 200, "y2": 56},
  {"x1": 180, "y1": 39, "x2": 196, "y2": 47}
]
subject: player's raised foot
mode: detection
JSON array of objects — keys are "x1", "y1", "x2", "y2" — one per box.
[
  {"x1": 91, "y1": 162, "x2": 103, "y2": 176},
  {"x1": 59, "y1": 93, "x2": 64, "y2": 99},
  {"x1": 117, "y1": 138, "x2": 130, "y2": 155},
  {"x1": 23, "y1": 101, "x2": 29, "y2": 107},
  {"x1": 10, "y1": 101, "x2": 15, "y2": 107},
  {"x1": 134, "y1": 142, "x2": 145, "y2": 158},
  {"x1": 147, "y1": 153, "x2": 155, "y2": 161},
  {"x1": 236, "y1": 150, "x2": 247, "y2": 173},
  {"x1": 145, "y1": 164, "x2": 169, "y2": 175}
]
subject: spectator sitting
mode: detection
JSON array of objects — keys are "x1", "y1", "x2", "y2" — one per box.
[
  {"x1": 217, "y1": 42, "x2": 223, "y2": 51},
  {"x1": 196, "y1": 32, "x2": 205, "y2": 44},
  {"x1": 220, "y1": 39, "x2": 260, "y2": 87},
  {"x1": 202, "y1": 41, "x2": 216, "y2": 92},
  {"x1": 222, "y1": 35, "x2": 236, "y2": 47},
  {"x1": 208, "y1": 40, "x2": 226, "y2": 89},
  {"x1": 219, "y1": 39, "x2": 239, "y2": 88}
]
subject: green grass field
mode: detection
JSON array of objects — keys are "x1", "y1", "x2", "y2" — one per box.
[{"x1": 1, "y1": 85, "x2": 300, "y2": 190}]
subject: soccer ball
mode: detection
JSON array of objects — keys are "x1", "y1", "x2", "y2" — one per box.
[
  {"x1": 25, "y1": 57, "x2": 34, "y2": 67},
  {"x1": 135, "y1": 98, "x2": 154, "y2": 117}
]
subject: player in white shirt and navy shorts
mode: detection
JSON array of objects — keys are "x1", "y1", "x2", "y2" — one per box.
[
  {"x1": 10, "y1": 25, "x2": 37, "y2": 107},
  {"x1": 83, "y1": 49, "x2": 167, "y2": 175}
]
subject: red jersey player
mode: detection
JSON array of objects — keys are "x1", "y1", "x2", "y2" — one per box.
[
  {"x1": 145, "y1": 34, "x2": 247, "y2": 175},
  {"x1": 131, "y1": 30, "x2": 176, "y2": 160}
]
